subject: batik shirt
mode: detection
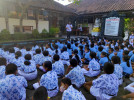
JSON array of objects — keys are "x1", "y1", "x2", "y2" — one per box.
[
  {"x1": 0, "y1": 65, "x2": 6, "y2": 79},
  {"x1": 62, "y1": 85, "x2": 86, "y2": 100},
  {"x1": 11, "y1": 57, "x2": 25, "y2": 68},
  {"x1": 109, "y1": 53, "x2": 115, "y2": 60},
  {"x1": 42, "y1": 56, "x2": 52, "y2": 63},
  {"x1": 60, "y1": 51, "x2": 70, "y2": 60},
  {"x1": 33, "y1": 54, "x2": 44, "y2": 65},
  {"x1": 20, "y1": 60, "x2": 36, "y2": 73},
  {"x1": 46, "y1": 48, "x2": 53, "y2": 56},
  {"x1": 114, "y1": 64, "x2": 123, "y2": 79},
  {"x1": 65, "y1": 65, "x2": 85, "y2": 88},
  {"x1": 88, "y1": 58, "x2": 100, "y2": 71},
  {"x1": 0, "y1": 74, "x2": 27, "y2": 100},
  {"x1": 52, "y1": 61, "x2": 64, "y2": 76},
  {"x1": 14, "y1": 47, "x2": 19, "y2": 52},
  {"x1": 99, "y1": 57, "x2": 108, "y2": 66},
  {"x1": 40, "y1": 71, "x2": 58, "y2": 90},
  {"x1": 20, "y1": 49, "x2": 27, "y2": 57},
  {"x1": 92, "y1": 74, "x2": 119, "y2": 96}
]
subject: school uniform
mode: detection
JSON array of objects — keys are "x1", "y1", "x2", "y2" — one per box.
[
  {"x1": 62, "y1": 85, "x2": 86, "y2": 100},
  {"x1": 46, "y1": 48, "x2": 53, "y2": 56},
  {"x1": 90, "y1": 74, "x2": 119, "y2": 100},
  {"x1": 90, "y1": 47, "x2": 97, "y2": 53},
  {"x1": 7, "y1": 53, "x2": 15, "y2": 63},
  {"x1": 99, "y1": 57, "x2": 108, "y2": 66},
  {"x1": 39, "y1": 71, "x2": 59, "y2": 97},
  {"x1": 130, "y1": 54, "x2": 134, "y2": 62},
  {"x1": 59, "y1": 43, "x2": 64, "y2": 50},
  {"x1": 67, "y1": 48, "x2": 72, "y2": 56},
  {"x1": 32, "y1": 45, "x2": 40, "y2": 51},
  {"x1": 84, "y1": 51, "x2": 91, "y2": 64},
  {"x1": 0, "y1": 65, "x2": 6, "y2": 79},
  {"x1": 11, "y1": 57, "x2": 25, "y2": 68},
  {"x1": 0, "y1": 74, "x2": 27, "y2": 100},
  {"x1": 20, "y1": 49, "x2": 27, "y2": 57},
  {"x1": 128, "y1": 51, "x2": 133, "y2": 57},
  {"x1": 65, "y1": 65, "x2": 85, "y2": 88},
  {"x1": 72, "y1": 55, "x2": 82, "y2": 67},
  {"x1": 96, "y1": 51, "x2": 101, "y2": 60},
  {"x1": 14, "y1": 47, "x2": 20, "y2": 52},
  {"x1": 78, "y1": 49, "x2": 84, "y2": 59},
  {"x1": 42, "y1": 56, "x2": 52, "y2": 63},
  {"x1": 33, "y1": 54, "x2": 44, "y2": 65},
  {"x1": 114, "y1": 64, "x2": 123, "y2": 85},
  {"x1": 53, "y1": 49, "x2": 61, "y2": 56},
  {"x1": 82, "y1": 58, "x2": 100, "y2": 77},
  {"x1": 52, "y1": 60, "x2": 64, "y2": 78},
  {"x1": 61, "y1": 51, "x2": 70, "y2": 66},
  {"x1": 25, "y1": 51, "x2": 34, "y2": 57},
  {"x1": 109, "y1": 53, "x2": 114, "y2": 60},
  {"x1": 120, "y1": 61, "x2": 133, "y2": 77},
  {"x1": 18, "y1": 60, "x2": 37, "y2": 80}
]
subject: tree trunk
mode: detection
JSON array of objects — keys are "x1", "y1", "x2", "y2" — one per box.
[{"x1": 5, "y1": 17, "x2": 9, "y2": 31}]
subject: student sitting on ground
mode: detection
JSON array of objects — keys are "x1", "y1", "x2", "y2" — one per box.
[
  {"x1": 82, "y1": 52, "x2": 100, "y2": 77},
  {"x1": 84, "y1": 62, "x2": 119, "y2": 100},
  {"x1": 60, "y1": 78, "x2": 86, "y2": 100},
  {"x1": 99, "y1": 52, "x2": 108, "y2": 69},
  {"x1": 82, "y1": 47, "x2": 91, "y2": 64},
  {"x1": 0, "y1": 58, "x2": 7, "y2": 79},
  {"x1": 52, "y1": 54, "x2": 64, "y2": 78},
  {"x1": 0, "y1": 63, "x2": 27, "y2": 100},
  {"x1": 18, "y1": 54, "x2": 37, "y2": 80},
  {"x1": 33, "y1": 86, "x2": 49, "y2": 100},
  {"x1": 65, "y1": 59, "x2": 85, "y2": 88},
  {"x1": 33, "y1": 61, "x2": 59, "y2": 98}
]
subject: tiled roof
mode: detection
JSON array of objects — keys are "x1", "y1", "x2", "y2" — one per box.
[{"x1": 67, "y1": 0, "x2": 134, "y2": 14}]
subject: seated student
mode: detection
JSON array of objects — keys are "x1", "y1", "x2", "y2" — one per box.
[
  {"x1": 128, "y1": 46, "x2": 133, "y2": 57},
  {"x1": 0, "y1": 58, "x2": 7, "y2": 79},
  {"x1": 108, "y1": 48, "x2": 114, "y2": 61},
  {"x1": 114, "y1": 46, "x2": 122, "y2": 60},
  {"x1": 84, "y1": 62, "x2": 119, "y2": 100},
  {"x1": 59, "y1": 41, "x2": 64, "y2": 50},
  {"x1": 99, "y1": 52, "x2": 108, "y2": 69},
  {"x1": 82, "y1": 52, "x2": 100, "y2": 77},
  {"x1": 67, "y1": 43, "x2": 72, "y2": 58},
  {"x1": 111, "y1": 56, "x2": 123, "y2": 85},
  {"x1": 60, "y1": 78, "x2": 86, "y2": 100},
  {"x1": 25, "y1": 47, "x2": 33, "y2": 56},
  {"x1": 7, "y1": 47, "x2": 15, "y2": 63},
  {"x1": 90, "y1": 43, "x2": 97, "y2": 53},
  {"x1": 65, "y1": 59, "x2": 85, "y2": 88},
  {"x1": 20, "y1": 45, "x2": 27, "y2": 57},
  {"x1": 53, "y1": 45, "x2": 61, "y2": 56},
  {"x1": 32, "y1": 43, "x2": 40, "y2": 51},
  {"x1": 52, "y1": 54, "x2": 64, "y2": 78},
  {"x1": 18, "y1": 54, "x2": 37, "y2": 80},
  {"x1": 120, "y1": 55, "x2": 133, "y2": 78},
  {"x1": 33, "y1": 49, "x2": 44, "y2": 65},
  {"x1": 61, "y1": 46, "x2": 70, "y2": 66},
  {"x1": 72, "y1": 49, "x2": 82, "y2": 67},
  {"x1": 33, "y1": 61, "x2": 59, "y2": 98},
  {"x1": 11, "y1": 51, "x2": 24, "y2": 68},
  {"x1": 82, "y1": 47, "x2": 91, "y2": 64},
  {"x1": 33, "y1": 86, "x2": 49, "y2": 100},
  {"x1": 14, "y1": 44, "x2": 20, "y2": 52},
  {"x1": 0, "y1": 63, "x2": 27, "y2": 100},
  {"x1": 45, "y1": 44, "x2": 53, "y2": 56},
  {"x1": 96, "y1": 46, "x2": 103, "y2": 60},
  {"x1": 73, "y1": 43, "x2": 79, "y2": 51},
  {"x1": 78, "y1": 45, "x2": 84, "y2": 59}
]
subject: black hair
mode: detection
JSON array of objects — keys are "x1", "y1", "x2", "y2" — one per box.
[
  {"x1": 75, "y1": 43, "x2": 78, "y2": 47},
  {"x1": 43, "y1": 51, "x2": 49, "y2": 56},
  {"x1": 0, "y1": 58, "x2": 6, "y2": 66},
  {"x1": 73, "y1": 49, "x2": 80, "y2": 64},
  {"x1": 24, "y1": 61, "x2": 31, "y2": 65},
  {"x1": 6, "y1": 63, "x2": 17, "y2": 75},
  {"x1": 98, "y1": 46, "x2": 103, "y2": 52},
  {"x1": 123, "y1": 55, "x2": 130, "y2": 67},
  {"x1": 55, "y1": 45, "x2": 59, "y2": 54},
  {"x1": 43, "y1": 61, "x2": 52, "y2": 71},
  {"x1": 9, "y1": 48, "x2": 15, "y2": 53},
  {"x1": 109, "y1": 48, "x2": 114, "y2": 52},
  {"x1": 26, "y1": 47, "x2": 31, "y2": 51},
  {"x1": 90, "y1": 52, "x2": 96, "y2": 59},
  {"x1": 33, "y1": 86, "x2": 48, "y2": 100},
  {"x1": 15, "y1": 51, "x2": 22, "y2": 59},
  {"x1": 115, "y1": 46, "x2": 119, "y2": 51},
  {"x1": 79, "y1": 45, "x2": 83, "y2": 56},
  {"x1": 91, "y1": 43, "x2": 94, "y2": 48},
  {"x1": 62, "y1": 46, "x2": 67, "y2": 52},
  {"x1": 53, "y1": 54, "x2": 60, "y2": 61},
  {"x1": 70, "y1": 59, "x2": 78, "y2": 67},
  {"x1": 25, "y1": 54, "x2": 31, "y2": 60},
  {"x1": 111, "y1": 56, "x2": 120, "y2": 64},
  {"x1": 67, "y1": 43, "x2": 71, "y2": 49},
  {"x1": 103, "y1": 62, "x2": 114, "y2": 74},
  {"x1": 35, "y1": 49, "x2": 41, "y2": 54},
  {"x1": 101, "y1": 52, "x2": 107, "y2": 57},
  {"x1": 123, "y1": 50, "x2": 129, "y2": 55}
]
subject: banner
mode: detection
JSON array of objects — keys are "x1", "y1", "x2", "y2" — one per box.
[{"x1": 104, "y1": 17, "x2": 120, "y2": 36}]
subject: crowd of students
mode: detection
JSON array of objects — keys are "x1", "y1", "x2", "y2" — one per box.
[{"x1": 0, "y1": 37, "x2": 134, "y2": 100}]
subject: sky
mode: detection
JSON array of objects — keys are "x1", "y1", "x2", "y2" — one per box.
[{"x1": 54, "y1": 0, "x2": 72, "y2": 5}]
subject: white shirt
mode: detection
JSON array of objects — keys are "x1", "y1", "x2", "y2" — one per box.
[{"x1": 66, "y1": 24, "x2": 73, "y2": 32}]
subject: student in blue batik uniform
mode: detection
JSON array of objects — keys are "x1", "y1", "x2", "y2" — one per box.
[
  {"x1": 84, "y1": 62, "x2": 119, "y2": 100},
  {"x1": 33, "y1": 61, "x2": 59, "y2": 98},
  {"x1": 96, "y1": 46, "x2": 103, "y2": 60},
  {"x1": 108, "y1": 48, "x2": 115, "y2": 61},
  {"x1": 0, "y1": 64, "x2": 27, "y2": 100},
  {"x1": 67, "y1": 43, "x2": 72, "y2": 58},
  {"x1": 78, "y1": 45, "x2": 84, "y2": 59},
  {"x1": 52, "y1": 54, "x2": 64, "y2": 78},
  {"x1": 33, "y1": 86, "x2": 48, "y2": 100},
  {"x1": 120, "y1": 55, "x2": 133, "y2": 78},
  {"x1": 45, "y1": 44, "x2": 53, "y2": 56},
  {"x1": 111, "y1": 56, "x2": 123, "y2": 85},
  {"x1": 20, "y1": 45, "x2": 27, "y2": 57},
  {"x1": 11, "y1": 51, "x2": 24, "y2": 68},
  {"x1": 128, "y1": 46, "x2": 133, "y2": 57},
  {"x1": 18, "y1": 54, "x2": 37, "y2": 80},
  {"x1": 25, "y1": 47, "x2": 34, "y2": 57},
  {"x1": 82, "y1": 47, "x2": 91, "y2": 64},
  {"x1": 82, "y1": 52, "x2": 100, "y2": 77},
  {"x1": 114, "y1": 46, "x2": 122, "y2": 61},
  {"x1": 53, "y1": 45, "x2": 61, "y2": 56},
  {"x1": 0, "y1": 58, "x2": 7, "y2": 79},
  {"x1": 99, "y1": 52, "x2": 108, "y2": 69},
  {"x1": 7, "y1": 48, "x2": 15, "y2": 63},
  {"x1": 73, "y1": 43, "x2": 79, "y2": 51},
  {"x1": 65, "y1": 59, "x2": 85, "y2": 88},
  {"x1": 60, "y1": 78, "x2": 86, "y2": 100},
  {"x1": 33, "y1": 49, "x2": 44, "y2": 65},
  {"x1": 90, "y1": 43, "x2": 97, "y2": 53}
]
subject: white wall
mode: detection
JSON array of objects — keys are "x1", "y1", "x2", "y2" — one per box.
[{"x1": 0, "y1": 17, "x2": 49, "y2": 34}]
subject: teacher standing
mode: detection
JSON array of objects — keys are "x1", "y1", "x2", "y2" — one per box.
[{"x1": 66, "y1": 22, "x2": 73, "y2": 39}]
